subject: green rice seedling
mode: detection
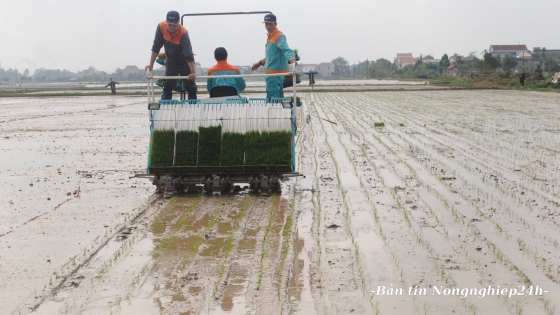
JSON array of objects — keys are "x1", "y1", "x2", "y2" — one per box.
[
  {"x1": 175, "y1": 130, "x2": 198, "y2": 166},
  {"x1": 221, "y1": 132, "x2": 245, "y2": 166},
  {"x1": 267, "y1": 131, "x2": 292, "y2": 167},
  {"x1": 244, "y1": 130, "x2": 269, "y2": 166},
  {"x1": 149, "y1": 129, "x2": 175, "y2": 167},
  {"x1": 198, "y1": 125, "x2": 222, "y2": 166},
  {"x1": 374, "y1": 122, "x2": 385, "y2": 127}
]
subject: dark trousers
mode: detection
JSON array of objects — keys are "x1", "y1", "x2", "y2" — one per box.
[{"x1": 162, "y1": 62, "x2": 197, "y2": 100}]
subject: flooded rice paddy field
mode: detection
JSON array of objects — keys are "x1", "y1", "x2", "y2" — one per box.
[{"x1": 1, "y1": 90, "x2": 559, "y2": 314}]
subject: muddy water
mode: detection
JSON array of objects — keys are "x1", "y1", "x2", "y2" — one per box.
[
  {"x1": 4, "y1": 91, "x2": 560, "y2": 314},
  {"x1": 0, "y1": 96, "x2": 156, "y2": 314}
]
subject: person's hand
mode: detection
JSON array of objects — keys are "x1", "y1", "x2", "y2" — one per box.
[
  {"x1": 251, "y1": 62, "x2": 261, "y2": 71},
  {"x1": 145, "y1": 65, "x2": 153, "y2": 71},
  {"x1": 187, "y1": 73, "x2": 196, "y2": 81},
  {"x1": 289, "y1": 58, "x2": 298, "y2": 66}
]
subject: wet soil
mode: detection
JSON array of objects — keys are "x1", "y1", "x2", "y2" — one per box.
[{"x1": 2, "y1": 90, "x2": 560, "y2": 314}]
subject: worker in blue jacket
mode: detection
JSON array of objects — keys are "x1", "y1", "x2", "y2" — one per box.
[
  {"x1": 251, "y1": 14, "x2": 297, "y2": 99},
  {"x1": 207, "y1": 47, "x2": 246, "y2": 95}
]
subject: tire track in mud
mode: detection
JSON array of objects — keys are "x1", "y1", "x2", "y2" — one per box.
[
  {"x1": 333, "y1": 91, "x2": 559, "y2": 314},
  {"x1": 138, "y1": 194, "x2": 249, "y2": 314},
  {"x1": 204, "y1": 195, "x2": 269, "y2": 313},
  {"x1": 286, "y1": 94, "x2": 326, "y2": 314}
]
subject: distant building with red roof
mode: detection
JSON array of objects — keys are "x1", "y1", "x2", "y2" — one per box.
[
  {"x1": 394, "y1": 53, "x2": 420, "y2": 69},
  {"x1": 489, "y1": 45, "x2": 529, "y2": 58}
]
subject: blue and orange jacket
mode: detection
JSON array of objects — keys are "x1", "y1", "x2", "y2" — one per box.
[
  {"x1": 207, "y1": 61, "x2": 246, "y2": 94},
  {"x1": 151, "y1": 21, "x2": 195, "y2": 65},
  {"x1": 259, "y1": 28, "x2": 295, "y2": 74}
]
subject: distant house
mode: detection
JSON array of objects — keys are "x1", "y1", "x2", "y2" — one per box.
[
  {"x1": 78, "y1": 66, "x2": 109, "y2": 79},
  {"x1": 300, "y1": 64, "x2": 317, "y2": 73},
  {"x1": 532, "y1": 47, "x2": 560, "y2": 61},
  {"x1": 394, "y1": 53, "x2": 420, "y2": 69},
  {"x1": 316, "y1": 62, "x2": 333, "y2": 76},
  {"x1": 446, "y1": 64, "x2": 459, "y2": 76},
  {"x1": 116, "y1": 65, "x2": 143, "y2": 78},
  {"x1": 489, "y1": 45, "x2": 529, "y2": 58}
]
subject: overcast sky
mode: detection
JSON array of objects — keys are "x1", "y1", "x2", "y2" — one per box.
[{"x1": 1, "y1": 0, "x2": 559, "y2": 74}]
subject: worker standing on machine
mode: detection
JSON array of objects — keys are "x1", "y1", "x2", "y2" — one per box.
[
  {"x1": 145, "y1": 10, "x2": 197, "y2": 100},
  {"x1": 251, "y1": 14, "x2": 297, "y2": 100}
]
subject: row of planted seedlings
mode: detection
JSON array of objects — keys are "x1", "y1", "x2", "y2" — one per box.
[
  {"x1": 328, "y1": 92, "x2": 523, "y2": 302},
  {"x1": 103, "y1": 195, "x2": 205, "y2": 315},
  {"x1": 371, "y1": 91, "x2": 553, "y2": 205},
  {"x1": 328, "y1": 94, "x2": 517, "y2": 312},
  {"x1": 311, "y1": 95, "x2": 415, "y2": 313},
  {"x1": 331, "y1": 95, "x2": 521, "y2": 311},
  {"x1": 33, "y1": 197, "x2": 168, "y2": 315},
  {"x1": 360, "y1": 92, "x2": 560, "y2": 283},
  {"x1": 211, "y1": 196, "x2": 256, "y2": 298},
  {"x1": 315, "y1": 94, "x2": 458, "y2": 313},
  {"x1": 339, "y1": 92, "x2": 556, "y2": 313},
  {"x1": 109, "y1": 194, "x2": 235, "y2": 314},
  {"x1": 149, "y1": 101, "x2": 294, "y2": 170},
  {"x1": 281, "y1": 108, "x2": 318, "y2": 313},
  {"x1": 26, "y1": 195, "x2": 162, "y2": 314},
  {"x1": 302, "y1": 98, "x2": 330, "y2": 314},
  {"x1": 382, "y1": 91, "x2": 560, "y2": 212}
]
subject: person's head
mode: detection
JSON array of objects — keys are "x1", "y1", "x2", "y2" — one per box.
[
  {"x1": 166, "y1": 11, "x2": 180, "y2": 32},
  {"x1": 214, "y1": 47, "x2": 228, "y2": 61},
  {"x1": 263, "y1": 14, "x2": 277, "y2": 32}
]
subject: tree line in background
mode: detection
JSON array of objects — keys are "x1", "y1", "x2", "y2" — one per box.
[
  {"x1": 330, "y1": 52, "x2": 560, "y2": 80},
  {"x1": 3, "y1": 51, "x2": 560, "y2": 83},
  {"x1": 0, "y1": 67, "x2": 161, "y2": 83}
]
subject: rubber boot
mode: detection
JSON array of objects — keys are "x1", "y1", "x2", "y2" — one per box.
[{"x1": 161, "y1": 86, "x2": 172, "y2": 100}]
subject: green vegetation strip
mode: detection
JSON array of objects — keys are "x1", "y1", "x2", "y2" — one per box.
[
  {"x1": 150, "y1": 130, "x2": 175, "y2": 167},
  {"x1": 212, "y1": 196, "x2": 255, "y2": 296},
  {"x1": 276, "y1": 188, "x2": 296, "y2": 305},
  {"x1": 221, "y1": 132, "x2": 245, "y2": 166},
  {"x1": 175, "y1": 130, "x2": 198, "y2": 166},
  {"x1": 150, "y1": 128, "x2": 291, "y2": 168},
  {"x1": 256, "y1": 194, "x2": 278, "y2": 291},
  {"x1": 198, "y1": 125, "x2": 222, "y2": 166},
  {"x1": 151, "y1": 196, "x2": 202, "y2": 259},
  {"x1": 245, "y1": 131, "x2": 292, "y2": 166}
]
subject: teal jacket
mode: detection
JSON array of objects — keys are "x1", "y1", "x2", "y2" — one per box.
[
  {"x1": 207, "y1": 60, "x2": 246, "y2": 94},
  {"x1": 260, "y1": 28, "x2": 295, "y2": 74}
]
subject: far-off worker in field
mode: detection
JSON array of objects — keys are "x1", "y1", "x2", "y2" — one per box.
[
  {"x1": 251, "y1": 14, "x2": 297, "y2": 99},
  {"x1": 145, "y1": 10, "x2": 197, "y2": 100},
  {"x1": 519, "y1": 71, "x2": 526, "y2": 87},
  {"x1": 105, "y1": 78, "x2": 119, "y2": 94},
  {"x1": 207, "y1": 47, "x2": 246, "y2": 96}
]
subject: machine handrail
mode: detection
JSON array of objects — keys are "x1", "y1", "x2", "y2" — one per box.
[
  {"x1": 147, "y1": 72, "x2": 291, "y2": 80},
  {"x1": 180, "y1": 11, "x2": 273, "y2": 25}
]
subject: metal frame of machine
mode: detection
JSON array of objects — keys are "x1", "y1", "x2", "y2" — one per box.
[{"x1": 142, "y1": 11, "x2": 302, "y2": 196}]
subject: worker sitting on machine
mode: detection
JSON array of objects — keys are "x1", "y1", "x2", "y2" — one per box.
[{"x1": 207, "y1": 47, "x2": 246, "y2": 97}]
